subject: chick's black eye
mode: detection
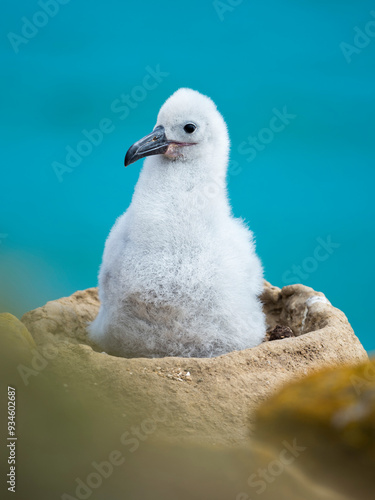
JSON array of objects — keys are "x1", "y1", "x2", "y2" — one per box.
[{"x1": 184, "y1": 123, "x2": 196, "y2": 134}]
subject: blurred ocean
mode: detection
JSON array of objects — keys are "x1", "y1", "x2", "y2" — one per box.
[{"x1": 1, "y1": 0, "x2": 374, "y2": 351}]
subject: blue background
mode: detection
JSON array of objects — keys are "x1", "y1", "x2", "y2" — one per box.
[{"x1": 1, "y1": 0, "x2": 374, "y2": 351}]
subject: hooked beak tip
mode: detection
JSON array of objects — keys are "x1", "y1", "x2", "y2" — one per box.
[
  {"x1": 124, "y1": 125, "x2": 169, "y2": 167},
  {"x1": 124, "y1": 150, "x2": 134, "y2": 167}
]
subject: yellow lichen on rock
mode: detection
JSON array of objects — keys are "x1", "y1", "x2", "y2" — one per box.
[{"x1": 255, "y1": 359, "x2": 375, "y2": 500}]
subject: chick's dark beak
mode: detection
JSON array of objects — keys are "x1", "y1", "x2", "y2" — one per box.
[{"x1": 124, "y1": 125, "x2": 169, "y2": 167}]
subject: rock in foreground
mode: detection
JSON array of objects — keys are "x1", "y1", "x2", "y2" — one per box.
[{"x1": 255, "y1": 359, "x2": 375, "y2": 500}]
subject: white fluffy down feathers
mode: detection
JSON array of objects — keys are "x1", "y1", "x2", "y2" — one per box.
[{"x1": 88, "y1": 88, "x2": 266, "y2": 357}]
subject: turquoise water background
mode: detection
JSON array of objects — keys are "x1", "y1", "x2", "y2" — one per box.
[{"x1": 1, "y1": 1, "x2": 374, "y2": 351}]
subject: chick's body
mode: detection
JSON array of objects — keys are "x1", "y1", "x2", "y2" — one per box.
[{"x1": 89, "y1": 89, "x2": 265, "y2": 357}]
